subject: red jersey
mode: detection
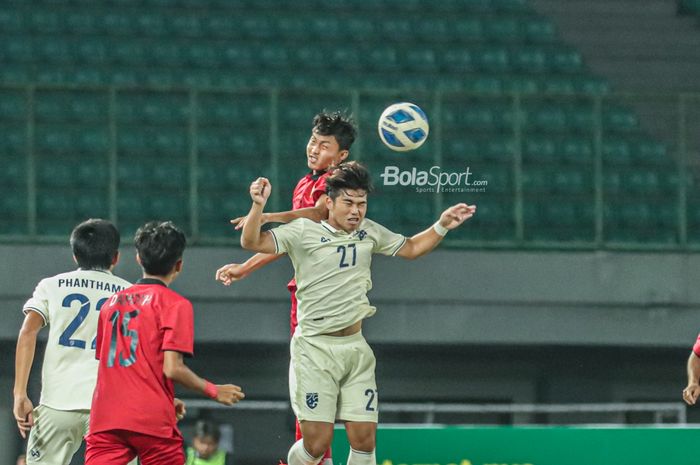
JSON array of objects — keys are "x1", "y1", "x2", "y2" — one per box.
[
  {"x1": 288, "y1": 171, "x2": 329, "y2": 333},
  {"x1": 90, "y1": 279, "x2": 194, "y2": 439}
]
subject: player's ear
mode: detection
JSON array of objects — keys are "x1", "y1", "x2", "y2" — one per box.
[
  {"x1": 174, "y1": 259, "x2": 183, "y2": 273},
  {"x1": 135, "y1": 253, "x2": 142, "y2": 266},
  {"x1": 337, "y1": 150, "x2": 349, "y2": 164},
  {"x1": 72, "y1": 254, "x2": 78, "y2": 265},
  {"x1": 111, "y1": 251, "x2": 120, "y2": 268},
  {"x1": 325, "y1": 194, "x2": 334, "y2": 211}
]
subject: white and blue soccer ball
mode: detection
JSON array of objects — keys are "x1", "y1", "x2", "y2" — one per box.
[{"x1": 377, "y1": 102, "x2": 430, "y2": 152}]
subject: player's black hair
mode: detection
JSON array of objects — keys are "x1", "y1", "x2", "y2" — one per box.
[
  {"x1": 134, "y1": 221, "x2": 186, "y2": 276},
  {"x1": 194, "y1": 419, "x2": 221, "y2": 442},
  {"x1": 70, "y1": 219, "x2": 120, "y2": 270},
  {"x1": 312, "y1": 111, "x2": 357, "y2": 151},
  {"x1": 325, "y1": 161, "x2": 374, "y2": 200}
]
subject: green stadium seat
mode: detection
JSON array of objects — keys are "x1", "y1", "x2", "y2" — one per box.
[
  {"x1": 0, "y1": 10, "x2": 24, "y2": 33},
  {"x1": 561, "y1": 138, "x2": 594, "y2": 164},
  {"x1": 523, "y1": 17, "x2": 556, "y2": 43},
  {"x1": 539, "y1": 77, "x2": 577, "y2": 95},
  {"x1": 523, "y1": 137, "x2": 557, "y2": 162},
  {"x1": 3, "y1": 37, "x2": 34, "y2": 64},
  {"x1": 603, "y1": 107, "x2": 640, "y2": 133},
  {"x1": 65, "y1": 12, "x2": 100, "y2": 35},
  {"x1": 381, "y1": 19, "x2": 413, "y2": 42},
  {"x1": 485, "y1": 18, "x2": 523, "y2": 43},
  {"x1": 0, "y1": 124, "x2": 26, "y2": 156},
  {"x1": 241, "y1": 16, "x2": 275, "y2": 40},
  {"x1": 567, "y1": 106, "x2": 596, "y2": 133},
  {"x1": 100, "y1": 13, "x2": 136, "y2": 35},
  {"x1": 474, "y1": 47, "x2": 510, "y2": 73},
  {"x1": 134, "y1": 13, "x2": 166, "y2": 36},
  {"x1": 552, "y1": 168, "x2": 591, "y2": 194},
  {"x1": 602, "y1": 139, "x2": 632, "y2": 164},
  {"x1": 186, "y1": 44, "x2": 221, "y2": 68},
  {"x1": 453, "y1": 19, "x2": 484, "y2": 42},
  {"x1": 512, "y1": 48, "x2": 548, "y2": 73},
  {"x1": 29, "y1": 11, "x2": 65, "y2": 33},
  {"x1": 0, "y1": 156, "x2": 26, "y2": 188},
  {"x1": 36, "y1": 40, "x2": 74, "y2": 64},
  {"x1": 524, "y1": 105, "x2": 567, "y2": 132},
  {"x1": 442, "y1": 49, "x2": 474, "y2": 72},
  {"x1": 549, "y1": 48, "x2": 583, "y2": 74},
  {"x1": 0, "y1": 91, "x2": 26, "y2": 121},
  {"x1": 492, "y1": 0, "x2": 529, "y2": 13},
  {"x1": 403, "y1": 48, "x2": 439, "y2": 72},
  {"x1": 75, "y1": 193, "x2": 109, "y2": 217}
]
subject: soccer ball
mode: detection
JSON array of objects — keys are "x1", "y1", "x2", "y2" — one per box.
[{"x1": 377, "y1": 102, "x2": 429, "y2": 152}]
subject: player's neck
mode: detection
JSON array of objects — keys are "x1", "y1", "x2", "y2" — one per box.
[
  {"x1": 326, "y1": 217, "x2": 357, "y2": 234},
  {"x1": 141, "y1": 273, "x2": 173, "y2": 287}
]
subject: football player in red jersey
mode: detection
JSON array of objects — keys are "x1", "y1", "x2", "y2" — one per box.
[
  {"x1": 87, "y1": 221, "x2": 244, "y2": 465},
  {"x1": 215, "y1": 111, "x2": 356, "y2": 465}
]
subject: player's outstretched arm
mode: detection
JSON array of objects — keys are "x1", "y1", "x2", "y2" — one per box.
[
  {"x1": 683, "y1": 352, "x2": 700, "y2": 405},
  {"x1": 13, "y1": 311, "x2": 44, "y2": 438},
  {"x1": 231, "y1": 195, "x2": 329, "y2": 230},
  {"x1": 163, "y1": 351, "x2": 245, "y2": 406},
  {"x1": 215, "y1": 253, "x2": 284, "y2": 286},
  {"x1": 396, "y1": 203, "x2": 476, "y2": 260},
  {"x1": 240, "y1": 177, "x2": 277, "y2": 254}
]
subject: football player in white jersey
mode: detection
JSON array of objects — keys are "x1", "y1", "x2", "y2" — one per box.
[
  {"x1": 240, "y1": 162, "x2": 476, "y2": 465},
  {"x1": 13, "y1": 219, "x2": 131, "y2": 465}
]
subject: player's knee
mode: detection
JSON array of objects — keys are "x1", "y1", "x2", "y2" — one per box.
[
  {"x1": 347, "y1": 431, "x2": 375, "y2": 452},
  {"x1": 303, "y1": 437, "x2": 332, "y2": 458}
]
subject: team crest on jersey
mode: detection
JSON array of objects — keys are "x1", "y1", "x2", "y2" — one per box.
[
  {"x1": 306, "y1": 392, "x2": 319, "y2": 409},
  {"x1": 357, "y1": 230, "x2": 367, "y2": 240},
  {"x1": 320, "y1": 237, "x2": 331, "y2": 243},
  {"x1": 30, "y1": 447, "x2": 41, "y2": 459}
]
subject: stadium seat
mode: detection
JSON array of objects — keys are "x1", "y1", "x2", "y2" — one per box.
[{"x1": 523, "y1": 17, "x2": 556, "y2": 43}]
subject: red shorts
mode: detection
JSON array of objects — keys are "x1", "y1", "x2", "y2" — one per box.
[{"x1": 86, "y1": 429, "x2": 184, "y2": 465}]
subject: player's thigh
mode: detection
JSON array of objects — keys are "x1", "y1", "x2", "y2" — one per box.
[
  {"x1": 337, "y1": 337, "x2": 378, "y2": 423},
  {"x1": 134, "y1": 430, "x2": 185, "y2": 465},
  {"x1": 85, "y1": 430, "x2": 137, "y2": 465},
  {"x1": 27, "y1": 405, "x2": 90, "y2": 465},
  {"x1": 290, "y1": 335, "x2": 340, "y2": 423}
]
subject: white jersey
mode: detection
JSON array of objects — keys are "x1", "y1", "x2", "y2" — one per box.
[
  {"x1": 23, "y1": 269, "x2": 131, "y2": 411},
  {"x1": 270, "y1": 218, "x2": 406, "y2": 336}
]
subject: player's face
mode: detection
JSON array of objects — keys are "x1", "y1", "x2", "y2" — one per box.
[
  {"x1": 193, "y1": 435, "x2": 219, "y2": 459},
  {"x1": 306, "y1": 130, "x2": 348, "y2": 172},
  {"x1": 327, "y1": 189, "x2": 367, "y2": 232}
]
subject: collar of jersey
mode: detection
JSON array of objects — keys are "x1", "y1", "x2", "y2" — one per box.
[
  {"x1": 136, "y1": 278, "x2": 168, "y2": 287},
  {"x1": 77, "y1": 268, "x2": 113, "y2": 275},
  {"x1": 308, "y1": 170, "x2": 326, "y2": 181},
  {"x1": 320, "y1": 220, "x2": 363, "y2": 237}
]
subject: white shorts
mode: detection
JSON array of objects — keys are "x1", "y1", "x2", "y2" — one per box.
[
  {"x1": 26, "y1": 405, "x2": 89, "y2": 465},
  {"x1": 290, "y1": 331, "x2": 378, "y2": 423}
]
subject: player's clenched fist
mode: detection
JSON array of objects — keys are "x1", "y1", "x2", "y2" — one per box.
[
  {"x1": 683, "y1": 383, "x2": 700, "y2": 405},
  {"x1": 250, "y1": 177, "x2": 271, "y2": 205},
  {"x1": 215, "y1": 384, "x2": 245, "y2": 406}
]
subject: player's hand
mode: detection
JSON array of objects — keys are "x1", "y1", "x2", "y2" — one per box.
[
  {"x1": 438, "y1": 203, "x2": 476, "y2": 230},
  {"x1": 683, "y1": 383, "x2": 700, "y2": 405},
  {"x1": 231, "y1": 213, "x2": 269, "y2": 231},
  {"x1": 215, "y1": 384, "x2": 245, "y2": 406},
  {"x1": 250, "y1": 177, "x2": 271, "y2": 206},
  {"x1": 13, "y1": 395, "x2": 34, "y2": 439},
  {"x1": 174, "y1": 398, "x2": 186, "y2": 421},
  {"x1": 215, "y1": 263, "x2": 248, "y2": 286}
]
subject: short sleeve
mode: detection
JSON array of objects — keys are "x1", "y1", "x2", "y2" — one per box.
[
  {"x1": 269, "y1": 219, "x2": 306, "y2": 255},
  {"x1": 311, "y1": 175, "x2": 328, "y2": 204},
  {"x1": 693, "y1": 334, "x2": 700, "y2": 357},
  {"x1": 161, "y1": 298, "x2": 194, "y2": 357},
  {"x1": 23, "y1": 279, "x2": 50, "y2": 326},
  {"x1": 370, "y1": 221, "x2": 406, "y2": 256}
]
